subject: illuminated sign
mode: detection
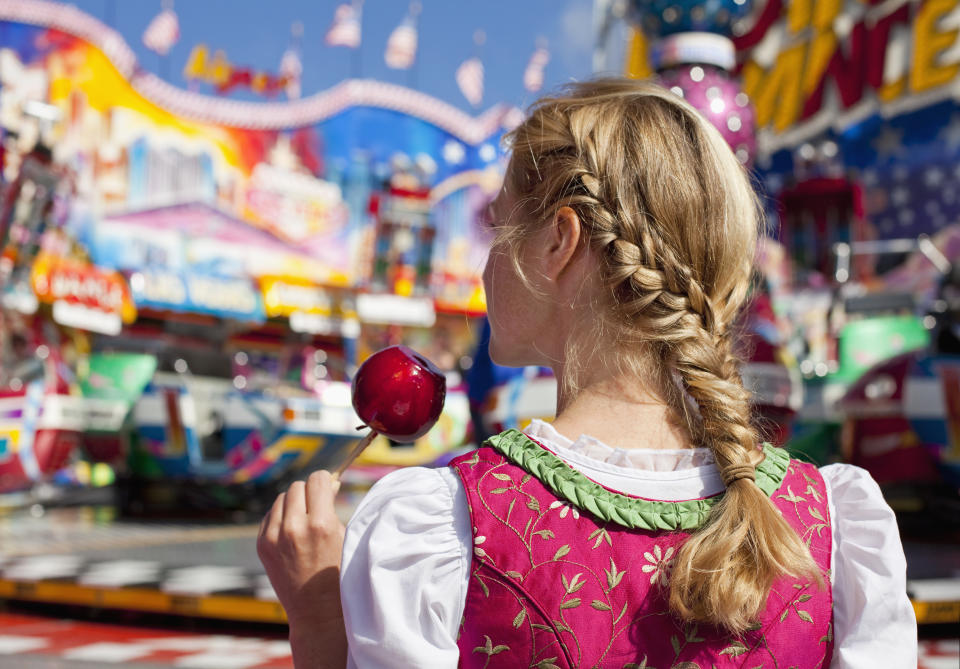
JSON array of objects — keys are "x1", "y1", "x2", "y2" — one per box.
[
  {"x1": 243, "y1": 164, "x2": 348, "y2": 244},
  {"x1": 130, "y1": 271, "x2": 265, "y2": 322},
  {"x1": 183, "y1": 44, "x2": 295, "y2": 97},
  {"x1": 625, "y1": 0, "x2": 960, "y2": 152},
  {"x1": 736, "y1": 0, "x2": 960, "y2": 150},
  {"x1": 260, "y1": 278, "x2": 359, "y2": 335},
  {"x1": 31, "y1": 253, "x2": 136, "y2": 334}
]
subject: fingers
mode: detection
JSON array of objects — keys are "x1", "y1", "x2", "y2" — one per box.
[
  {"x1": 305, "y1": 469, "x2": 339, "y2": 516},
  {"x1": 258, "y1": 472, "x2": 342, "y2": 568},
  {"x1": 282, "y1": 481, "x2": 307, "y2": 536},
  {"x1": 257, "y1": 491, "x2": 285, "y2": 559}
]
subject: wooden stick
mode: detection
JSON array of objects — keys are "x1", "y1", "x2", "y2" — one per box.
[{"x1": 332, "y1": 430, "x2": 378, "y2": 479}]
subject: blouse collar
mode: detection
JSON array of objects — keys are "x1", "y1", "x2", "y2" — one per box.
[{"x1": 524, "y1": 419, "x2": 716, "y2": 473}]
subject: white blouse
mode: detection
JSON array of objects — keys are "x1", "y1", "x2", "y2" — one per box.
[{"x1": 340, "y1": 420, "x2": 918, "y2": 668}]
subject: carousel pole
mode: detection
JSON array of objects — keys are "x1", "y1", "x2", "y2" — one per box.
[
  {"x1": 105, "y1": 0, "x2": 117, "y2": 29},
  {"x1": 352, "y1": 0, "x2": 364, "y2": 79},
  {"x1": 408, "y1": 1, "x2": 422, "y2": 91}
]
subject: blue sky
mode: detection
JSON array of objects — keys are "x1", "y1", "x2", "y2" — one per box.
[{"x1": 65, "y1": 0, "x2": 625, "y2": 114}]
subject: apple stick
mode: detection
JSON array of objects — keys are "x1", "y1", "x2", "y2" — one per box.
[{"x1": 332, "y1": 430, "x2": 378, "y2": 480}]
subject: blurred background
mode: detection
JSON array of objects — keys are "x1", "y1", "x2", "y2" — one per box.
[{"x1": 0, "y1": 1, "x2": 957, "y2": 667}]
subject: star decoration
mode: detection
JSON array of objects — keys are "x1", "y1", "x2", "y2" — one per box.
[
  {"x1": 873, "y1": 125, "x2": 906, "y2": 160},
  {"x1": 939, "y1": 113, "x2": 960, "y2": 152}
]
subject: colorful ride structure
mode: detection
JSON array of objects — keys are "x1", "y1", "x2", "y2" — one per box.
[
  {"x1": 608, "y1": 0, "x2": 960, "y2": 513},
  {"x1": 0, "y1": 1, "x2": 504, "y2": 506}
]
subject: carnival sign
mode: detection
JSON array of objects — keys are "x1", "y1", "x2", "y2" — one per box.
[
  {"x1": 242, "y1": 164, "x2": 349, "y2": 244},
  {"x1": 183, "y1": 44, "x2": 294, "y2": 97},
  {"x1": 129, "y1": 270, "x2": 265, "y2": 323},
  {"x1": 735, "y1": 0, "x2": 960, "y2": 151},
  {"x1": 30, "y1": 253, "x2": 136, "y2": 335},
  {"x1": 260, "y1": 277, "x2": 359, "y2": 336},
  {"x1": 261, "y1": 278, "x2": 333, "y2": 318}
]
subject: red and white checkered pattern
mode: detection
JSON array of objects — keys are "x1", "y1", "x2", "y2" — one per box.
[
  {"x1": 142, "y1": 8, "x2": 179, "y2": 56},
  {"x1": 0, "y1": 0, "x2": 136, "y2": 75},
  {"x1": 919, "y1": 639, "x2": 960, "y2": 669},
  {"x1": 0, "y1": 612, "x2": 292, "y2": 668}
]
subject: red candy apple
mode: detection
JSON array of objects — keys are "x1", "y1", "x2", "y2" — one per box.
[{"x1": 351, "y1": 345, "x2": 446, "y2": 442}]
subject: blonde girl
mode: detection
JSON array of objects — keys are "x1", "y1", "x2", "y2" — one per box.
[{"x1": 258, "y1": 78, "x2": 916, "y2": 668}]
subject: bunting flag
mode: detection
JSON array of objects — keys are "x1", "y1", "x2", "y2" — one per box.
[
  {"x1": 385, "y1": 15, "x2": 418, "y2": 70},
  {"x1": 142, "y1": 6, "x2": 179, "y2": 56},
  {"x1": 280, "y1": 47, "x2": 302, "y2": 99},
  {"x1": 456, "y1": 57, "x2": 484, "y2": 107},
  {"x1": 325, "y1": 3, "x2": 361, "y2": 48},
  {"x1": 523, "y1": 46, "x2": 550, "y2": 93}
]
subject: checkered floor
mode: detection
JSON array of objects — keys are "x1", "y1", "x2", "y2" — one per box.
[
  {"x1": 1, "y1": 503, "x2": 957, "y2": 667},
  {"x1": 0, "y1": 612, "x2": 292, "y2": 668},
  {"x1": 919, "y1": 639, "x2": 960, "y2": 669},
  {"x1": 0, "y1": 611, "x2": 954, "y2": 667},
  {"x1": 0, "y1": 554, "x2": 275, "y2": 600},
  {"x1": 0, "y1": 502, "x2": 367, "y2": 600}
]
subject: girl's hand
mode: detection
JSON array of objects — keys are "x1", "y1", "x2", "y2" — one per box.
[{"x1": 257, "y1": 469, "x2": 347, "y2": 665}]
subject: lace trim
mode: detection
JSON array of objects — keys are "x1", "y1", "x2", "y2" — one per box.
[
  {"x1": 485, "y1": 429, "x2": 790, "y2": 531},
  {"x1": 525, "y1": 419, "x2": 717, "y2": 471}
]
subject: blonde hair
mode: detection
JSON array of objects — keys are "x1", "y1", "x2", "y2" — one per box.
[{"x1": 501, "y1": 78, "x2": 822, "y2": 635}]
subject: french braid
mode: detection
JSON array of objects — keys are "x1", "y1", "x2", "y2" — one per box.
[{"x1": 503, "y1": 79, "x2": 822, "y2": 634}]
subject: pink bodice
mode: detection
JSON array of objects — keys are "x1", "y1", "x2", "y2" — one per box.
[{"x1": 450, "y1": 430, "x2": 834, "y2": 669}]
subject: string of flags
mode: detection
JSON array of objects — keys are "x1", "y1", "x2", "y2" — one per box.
[
  {"x1": 456, "y1": 58, "x2": 484, "y2": 107},
  {"x1": 456, "y1": 29, "x2": 486, "y2": 107},
  {"x1": 141, "y1": 0, "x2": 549, "y2": 107},
  {"x1": 325, "y1": 1, "x2": 362, "y2": 49},
  {"x1": 385, "y1": 2, "x2": 420, "y2": 70},
  {"x1": 279, "y1": 22, "x2": 304, "y2": 100},
  {"x1": 142, "y1": 0, "x2": 179, "y2": 56},
  {"x1": 523, "y1": 45, "x2": 550, "y2": 93}
]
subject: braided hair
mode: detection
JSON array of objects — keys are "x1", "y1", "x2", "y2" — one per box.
[{"x1": 500, "y1": 79, "x2": 822, "y2": 634}]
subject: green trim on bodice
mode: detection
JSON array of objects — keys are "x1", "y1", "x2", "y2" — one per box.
[{"x1": 484, "y1": 429, "x2": 790, "y2": 531}]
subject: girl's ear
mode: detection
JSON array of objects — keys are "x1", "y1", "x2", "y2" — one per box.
[{"x1": 542, "y1": 205, "x2": 583, "y2": 282}]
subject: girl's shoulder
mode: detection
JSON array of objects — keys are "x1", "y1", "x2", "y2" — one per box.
[
  {"x1": 345, "y1": 465, "x2": 463, "y2": 528},
  {"x1": 340, "y1": 466, "x2": 471, "y2": 666},
  {"x1": 816, "y1": 462, "x2": 903, "y2": 557},
  {"x1": 777, "y1": 460, "x2": 896, "y2": 531},
  {"x1": 817, "y1": 462, "x2": 889, "y2": 513}
]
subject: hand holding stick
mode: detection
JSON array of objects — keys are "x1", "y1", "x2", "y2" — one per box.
[
  {"x1": 258, "y1": 346, "x2": 445, "y2": 666},
  {"x1": 332, "y1": 430, "x2": 377, "y2": 480}
]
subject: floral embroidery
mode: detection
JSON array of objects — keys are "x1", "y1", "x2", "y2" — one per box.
[
  {"x1": 451, "y1": 438, "x2": 833, "y2": 668},
  {"x1": 549, "y1": 500, "x2": 580, "y2": 520},
  {"x1": 779, "y1": 583, "x2": 816, "y2": 624},
  {"x1": 604, "y1": 557, "x2": 626, "y2": 592},
  {"x1": 588, "y1": 526, "x2": 612, "y2": 549},
  {"x1": 641, "y1": 545, "x2": 675, "y2": 587},
  {"x1": 472, "y1": 634, "x2": 509, "y2": 669},
  {"x1": 474, "y1": 528, "x2": 489, "y2": 559},
  {"x1": 622, "y1": 657, "x2": 653, "y2": 669},
  {"x1": 669, "y1": 623, "x2": 706, "y2": 664}
]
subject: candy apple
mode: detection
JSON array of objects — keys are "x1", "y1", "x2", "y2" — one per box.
[{"x1": 351, "y1": 345, "x2": 446, "y2": 442}]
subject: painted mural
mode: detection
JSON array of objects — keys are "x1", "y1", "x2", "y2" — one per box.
[
  {"x1": 0, "y1": 0, "x2": 505, "y2": 495},
  {"x1": 735, "y1": 0, "x2": 960, "y2": 242},
  {"x1": 626, "y1": 0, "x2": 960, "y2": 243},
  {"x1": 0, "y1": 1, "x2": 510, "y2": 314}
]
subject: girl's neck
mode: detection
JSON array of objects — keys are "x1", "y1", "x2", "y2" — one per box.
[{"x1": 551, "y1": 371, "x2": 694, "y2": 451}]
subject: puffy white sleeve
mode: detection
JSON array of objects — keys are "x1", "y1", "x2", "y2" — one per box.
[
  {"x1": 821, "y1": 463, "x2": 917, "y2": 669},
  {"x1": 340, "y1": 466, "x2": 471, "y2": 669}
]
